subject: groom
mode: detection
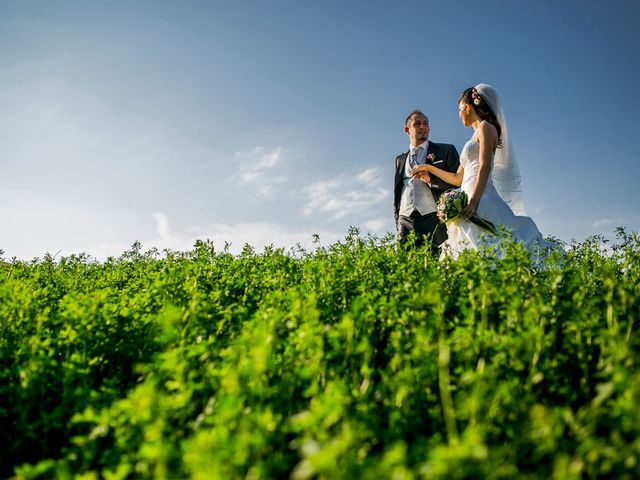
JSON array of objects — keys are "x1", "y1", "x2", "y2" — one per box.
[{"x1": 394, "y1": 109, "x2": 460, "y2": 251}]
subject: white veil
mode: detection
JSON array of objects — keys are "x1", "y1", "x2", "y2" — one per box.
[{"x1": 475, "y1": 83, "x2": 526, "y2": 215}]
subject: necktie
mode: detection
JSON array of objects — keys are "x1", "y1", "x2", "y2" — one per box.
[{"x1": 409, "y1": 146, "x2": 422, "y2": 170}]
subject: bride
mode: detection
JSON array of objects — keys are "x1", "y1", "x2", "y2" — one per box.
[{"x1": 411, "y1": 83, "x2": 548, "y2": 259}]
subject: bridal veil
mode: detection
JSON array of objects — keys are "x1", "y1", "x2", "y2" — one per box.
[{"x1": 475, "y1": 83, "x2": 526, "y2": 215}]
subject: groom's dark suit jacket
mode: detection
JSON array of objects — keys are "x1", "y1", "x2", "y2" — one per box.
[{"x1": 393, "y1": 141, "x2": 460, "y2": 225}]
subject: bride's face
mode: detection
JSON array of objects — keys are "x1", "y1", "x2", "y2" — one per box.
[{"x1": 458, "y1": 101, "x2": 473, "y2": 127}]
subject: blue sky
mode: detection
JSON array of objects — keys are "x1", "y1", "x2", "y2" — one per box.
[{"x1": 1, "y1": 0, "x2": 639, "y2": 259}]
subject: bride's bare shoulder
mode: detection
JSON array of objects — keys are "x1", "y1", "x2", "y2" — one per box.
[{"x1": 477, "y1": 121, "x2": 498, "y2": 141}]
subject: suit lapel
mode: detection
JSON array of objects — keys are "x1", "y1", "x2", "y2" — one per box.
[
  {"x1": 396, "y1": 151, "x2": 409, "y2": 176},
  {"x1": 426, "y1": 142, "x2": 444, "y2": 167}
]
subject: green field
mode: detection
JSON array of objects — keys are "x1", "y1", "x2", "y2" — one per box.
[{"x1": 2, "y1": 229, "x2": 639, "y2": 479}]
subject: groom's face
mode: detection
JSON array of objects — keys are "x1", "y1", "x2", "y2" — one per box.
[{"x1": 405, "y1": 113, "x2": 430, "y2": 146}]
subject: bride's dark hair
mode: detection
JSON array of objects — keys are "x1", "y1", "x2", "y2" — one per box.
[{"x1": 459, "y1": 87, "x2": 502, "y2": 141}]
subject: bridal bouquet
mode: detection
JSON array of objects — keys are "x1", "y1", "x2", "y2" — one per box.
[{"x1": 437, "y1": 189, "x2": 497, "y2": 235}]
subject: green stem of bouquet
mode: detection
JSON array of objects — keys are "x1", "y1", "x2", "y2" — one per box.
[
  {"x1": 445, "y1": 215, "x2": 497, "y2": 236},
  {"x1": 469, "y1": 216, "x2": 497, "y2": 235}
]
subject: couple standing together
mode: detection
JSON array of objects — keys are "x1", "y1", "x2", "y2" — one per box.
[{"x1": 393, "y1": 83, "x2": 547, "y2": 258}]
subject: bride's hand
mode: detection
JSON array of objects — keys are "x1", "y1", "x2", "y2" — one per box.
[
  {"x1": 411, "y1": 164, "x2": 431, "y2": 176},
  {"x1": 411, "y1": 165, "x2": 432, "y2": 183},
  {"x1": 463, "y1": 198, "x2": 479, "y2": 219},
  {"x1": 413, "y1": 171, "x2": 431, "y2": 183}
]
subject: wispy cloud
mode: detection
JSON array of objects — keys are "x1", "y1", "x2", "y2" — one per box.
[
  {"x1": 151, "y1": 211, "x2": 180, "y2": 244},
  {"x1": 141, "y1": 212, "x2": 342, "y2": 255},
  {"x1": 592, "y1": 218, "x2": 613, "y2": 229},
  {"x1": 295, "y1": 166, "x2": 390, "y2": 219},
  {"x1": 362, "y1": 218, "x2": 387, "y2": 232},
  {"x1": 590, "y1": 216, "x2": 640, "y2": 235},
  {"x1": 231, "y1": 146, "x2": 287, "y2": 198}
]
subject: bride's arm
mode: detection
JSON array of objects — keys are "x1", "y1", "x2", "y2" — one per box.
[
  {"x1": 412, "y1": 163, "x2": 463, "y2": 186},
  {"x1": 464, "y1": 122, "x2": 498, "y2": 218}
]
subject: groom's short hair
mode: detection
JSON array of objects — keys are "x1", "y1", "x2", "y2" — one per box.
[{"x1": 405, "y1": 110, "x2": 428, "y2": 126}]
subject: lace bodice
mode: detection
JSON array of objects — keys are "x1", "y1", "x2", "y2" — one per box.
[
  {"x1": 459, "y1": 137, "x2": 494, "y2": 193},
  {"x1": 460, "y1": 137, "x2": 495, "y2": 168}
]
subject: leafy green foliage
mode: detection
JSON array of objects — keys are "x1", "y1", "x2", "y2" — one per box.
[{"x1": 2, "y1": 229, "x2": 640, "y2": 479}]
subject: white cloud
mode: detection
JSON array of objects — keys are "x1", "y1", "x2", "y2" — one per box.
[
  {"x1": 295, "y1": 166, "x2": 390, "y2": 219},
  {"x1": 136, "y1": 213, "x2": 341, "y2": 256},
  {"x1": 231, "y1": 146, "x2": 287, "y2": 198},
  {"x1": 363, "y1": 219, "x2": 387, "y2": 232},
  {"x1": 355, "y1": 167, "x2": 379, "y2": 184},
  {"x1": 592, "y1": 218, "x2": 613, "y2": 229},
  {"x1": 152, "y1": 212, "x2": 172, "y2": 239}
]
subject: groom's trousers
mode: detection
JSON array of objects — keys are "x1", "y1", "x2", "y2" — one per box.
[{"x1": 397, "y1": 211, "x2": 447, "y2": 253}]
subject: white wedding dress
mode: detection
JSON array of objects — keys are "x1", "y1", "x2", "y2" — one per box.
[{"x1": 441, "y1": 135, "x2": 546, "y2": 259}]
